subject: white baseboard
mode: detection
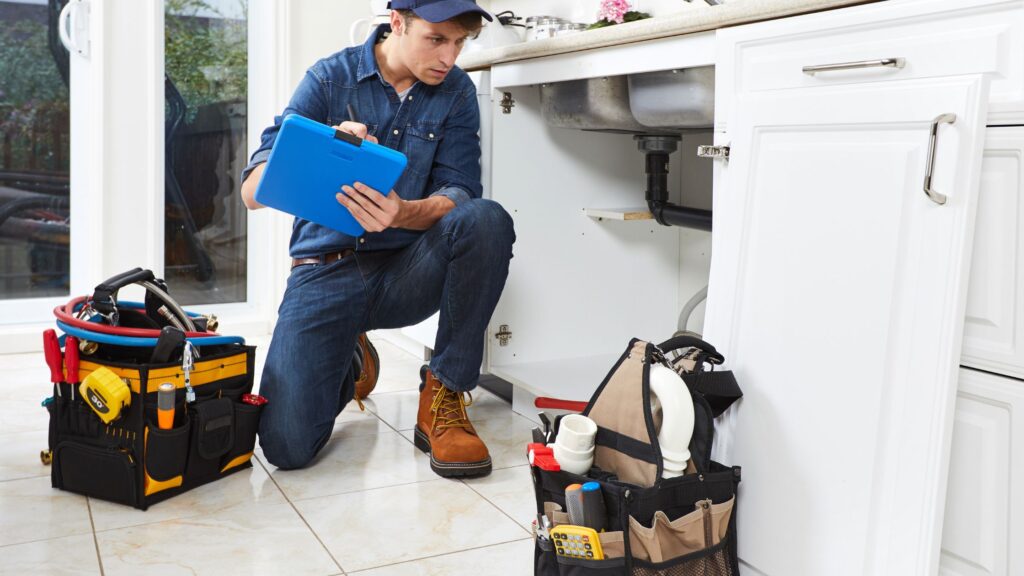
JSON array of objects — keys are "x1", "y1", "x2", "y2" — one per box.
[{"x1": 0, "y1": 322, "x2": 50, "y2": 354}]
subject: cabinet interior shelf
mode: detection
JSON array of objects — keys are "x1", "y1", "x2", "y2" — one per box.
[{"x1": 583, "y1": 207, "x2": 654, "y2": 221}]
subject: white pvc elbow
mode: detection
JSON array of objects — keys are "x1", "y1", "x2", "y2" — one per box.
[{"x1": 649, "y1": 363, "x2": 695, "y2": 479}]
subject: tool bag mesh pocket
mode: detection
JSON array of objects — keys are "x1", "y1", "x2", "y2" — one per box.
[{"x1": 629, "y1": 535, "x2": 737, "y2": 576}]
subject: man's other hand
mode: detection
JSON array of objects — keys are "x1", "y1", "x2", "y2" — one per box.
[
  {"x1": 332, "y1": 122, "x2": 378, "y2": 144},
  {"x1": 338, "y1": 182, "x2": 405, "y2": 232}
]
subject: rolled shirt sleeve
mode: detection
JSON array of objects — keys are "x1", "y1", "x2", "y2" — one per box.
[{"x1": 429, "y1": 185, "x2": 474, "y2": 207}]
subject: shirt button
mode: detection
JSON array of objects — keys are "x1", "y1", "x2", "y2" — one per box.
[
  {"x1": 393, "y1": 129, "x2": 400, "y2": 135},
  {"x1": 407, "y1": 95, "x2": 413, "y2": 101},
  {"x1": 359, "y1": 238, "x2": 365, "y2": 244},
  {"x1": 428, "y1": 133, "x2": 435, "y2": 139}
]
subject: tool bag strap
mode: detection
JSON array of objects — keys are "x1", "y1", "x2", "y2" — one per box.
[
  {"x1": 92, "y1": 268, "x2": 155, "y2": 315},
  {"x1": 681, "y1": 371, "x2": 743, "y2": 418}
]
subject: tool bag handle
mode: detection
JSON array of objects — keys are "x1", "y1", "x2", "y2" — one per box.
[
  {"x1": 91, "y1": 268, "x2": 155, "y2": 315},
  {"x1": 656, "y1": 334, "x2": 725, "y2": 365},
  {"x1": 91, "y1": 268, "x2": 196, "y2": 332}
]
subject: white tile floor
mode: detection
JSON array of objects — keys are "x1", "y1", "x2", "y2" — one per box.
[{"x1": 0, "y1": 337, "x2": 538, "y2": 575}]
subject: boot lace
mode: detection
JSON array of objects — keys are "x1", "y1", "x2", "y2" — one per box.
[{"x1": 430, "y1": 385, "x2": 474, "y2": 431}]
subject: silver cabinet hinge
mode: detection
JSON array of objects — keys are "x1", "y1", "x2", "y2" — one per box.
[
  {"x1": 500, "y1": 92, "x2": 515, "y2": 114},
  {"x1": 495, "y1": 324, "x2": 512, "y2": 346},
  {"x1": 697, "y1": 145, "x2": 730, "y2": 162}
]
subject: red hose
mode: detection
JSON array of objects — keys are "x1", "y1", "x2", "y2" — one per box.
[{"x1": 54, "y1": 295, "x2": 219, "y2": 339}]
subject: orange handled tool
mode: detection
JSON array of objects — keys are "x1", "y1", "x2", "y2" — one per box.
[
  {"x1": 157, "y1": 383, "x2": 175, "y2": 429},
  {"x1": 42, "y1": 329, "x2": 64, "y2": 398}
]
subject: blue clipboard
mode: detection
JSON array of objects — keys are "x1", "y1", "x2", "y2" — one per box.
[{"x1": 254, "y1": 114, "x2": 408, "y2": 237}]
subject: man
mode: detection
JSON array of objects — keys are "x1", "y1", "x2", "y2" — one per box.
[{"x1": 239, "y1": 0, "x2": 514, "y2": 478}]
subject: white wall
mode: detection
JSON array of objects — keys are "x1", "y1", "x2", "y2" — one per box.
[{"x1": 288, "y1": 0, "x2": 372, "y2": 87}]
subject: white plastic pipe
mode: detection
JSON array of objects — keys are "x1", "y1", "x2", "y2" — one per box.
[{"x1": 648, "y1": 363, "x2": 696, "y2": 478}]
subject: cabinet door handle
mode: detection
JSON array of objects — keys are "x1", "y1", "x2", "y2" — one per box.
[
  {"x1": 802, "y1": 57, "x2": 905, "y2": 75},
  {"x1": 923, "y1": 113, "x2": 957, "y2": 206}
]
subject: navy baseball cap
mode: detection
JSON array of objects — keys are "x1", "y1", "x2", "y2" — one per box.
[{"x1": 387, "y1": 0, "x2": 493, "y2": 23}]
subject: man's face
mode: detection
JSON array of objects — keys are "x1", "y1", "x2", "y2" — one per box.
[{"x1": 393, "y1": 13, "x2": 473, "y2": 85}]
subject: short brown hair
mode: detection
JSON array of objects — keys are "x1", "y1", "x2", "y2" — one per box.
[{"x1": 397, "y1": 9, "x2": 484, "y2": 36}]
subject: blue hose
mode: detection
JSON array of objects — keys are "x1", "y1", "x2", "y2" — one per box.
[{"x1": 56, "y1": 320, "x2": 244, "y2": 347}]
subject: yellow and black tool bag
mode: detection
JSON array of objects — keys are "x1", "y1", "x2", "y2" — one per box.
[{"x1": 45, "y1": 269, "x2": 260, "y2": 510}]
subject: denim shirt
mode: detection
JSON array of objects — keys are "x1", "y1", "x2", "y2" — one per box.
[{"x1": 243, "y1": 26, "x2": 483, "y2": 258}]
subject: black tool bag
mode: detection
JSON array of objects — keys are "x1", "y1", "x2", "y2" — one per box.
[
  {"x1": 46, "y1": 270, "x2": 261, "y2": 510},
  {"x1": 531, "y1": 336, "x2": 742, "y2": 576}
]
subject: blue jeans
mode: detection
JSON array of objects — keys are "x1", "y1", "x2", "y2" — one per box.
[{"x1": 258, "y1": 199, "x2": 516, "y2": 469}]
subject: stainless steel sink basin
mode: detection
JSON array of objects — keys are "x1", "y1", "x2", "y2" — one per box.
[
  {"x1": 538, "y1": 66, "x2": 715, "y2": 132},
  {"x1": 539, "y1": 75, "x2": 649, "y2": 133},
  {"x1": 628, "y1": 66, "x2": 715, "y2": 129}
]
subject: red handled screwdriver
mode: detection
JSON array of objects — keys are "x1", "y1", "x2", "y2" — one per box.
[{"x1": 42, "y1": 329, "x2": 64, "y2": 398}]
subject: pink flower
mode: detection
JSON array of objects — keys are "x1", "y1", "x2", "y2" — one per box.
[{"x1": 598, "y1": 0, "x2": 631, "y2": 24}]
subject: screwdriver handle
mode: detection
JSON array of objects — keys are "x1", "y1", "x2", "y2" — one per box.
[
  {"x1": 43, "y1": 329, "x2": 63, "y2": 384},
  {"x1": 65, "y1": 336, "x2": 80, "y2": 384}
]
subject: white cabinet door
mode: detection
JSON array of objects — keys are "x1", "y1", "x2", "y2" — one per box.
[
  {"x1": 704, "y1": 75, "x2": 989, "y2": 576},
  {"x1": 940, "y1": 368, "x2": 1024, "y2": 576},
  {"x1": 961, "y1": 127, "x2": 1024, "y2": 379}
]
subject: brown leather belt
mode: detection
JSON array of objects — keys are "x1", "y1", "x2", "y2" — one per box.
[{"x1": 291, "y1": 248, "x2": 356, "y2": 269}]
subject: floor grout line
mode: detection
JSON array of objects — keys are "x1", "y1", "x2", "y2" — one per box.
[
  {"x1": 254, "y1": 455, "x2": 349, "y2": 576},
  {"x1": 86, "y1": 497, "x2": 106, "y2": 576},
  {"x1": 460, "y1": 473, "x2": 534, "y2": 537}
]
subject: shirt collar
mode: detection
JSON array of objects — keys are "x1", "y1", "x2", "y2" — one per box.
[{"x1": 356, "y1": 25, "x2": 390, "y2": 83}]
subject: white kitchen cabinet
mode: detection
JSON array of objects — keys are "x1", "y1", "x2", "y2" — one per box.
[
  {"x1": 483, "y1": 0, "x2": 1020, "y2": 570},
  {"x1": 940, "y1": 367, "x2": 1024, "y2": 576},
  {"x1": 962, "y1": 127, "x2": 1024, "y2": 380}
]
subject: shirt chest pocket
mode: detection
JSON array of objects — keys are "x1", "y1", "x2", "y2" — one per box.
[{"x1": 400, "y1": 125, "x2": 442, "y2": 177}]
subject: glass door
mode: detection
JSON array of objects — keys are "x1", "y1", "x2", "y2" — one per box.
[
  {"x1": 0, "y1": 0, "x2": 72, "y2": 321},
  {"x1": 164, "y1": 0, "x2": 249, "y2": 306}
]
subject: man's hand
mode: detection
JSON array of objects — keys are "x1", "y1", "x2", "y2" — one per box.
[
  {"x1": 338, "y1": 182, "x2": 406, "y2": 232},
  {"x1": 332, "y1": 121, "x2": 378, "y2": 144}
]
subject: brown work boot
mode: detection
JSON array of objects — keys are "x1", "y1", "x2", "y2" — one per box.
[
  {"x1": 353, "y1": 333, "x2": 379, "y2": 410},
  {"x1": 414, "y1": 368, "x2": 492, "y2": 478}
]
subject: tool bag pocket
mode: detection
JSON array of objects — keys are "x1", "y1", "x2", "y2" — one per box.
[
  {"x1": 185, "y1": 397, "x2": 234, "y2": 483},
  {"x1": 54, "y1": 441, "x2": 137, "y2": 506},
  {"x1": 221, "y1": 400, "x2": 261, "y2": 474},
  {"x1": 143, "y1": 416, "x2": 190, "y2": 497},
  {"x1": 555, "y1": 556, "x2": 626, "y2": 576}
]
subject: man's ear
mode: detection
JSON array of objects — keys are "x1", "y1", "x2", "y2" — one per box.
[{"x1": 390, "y1": 11, "x2": 405, "y2": 35}]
